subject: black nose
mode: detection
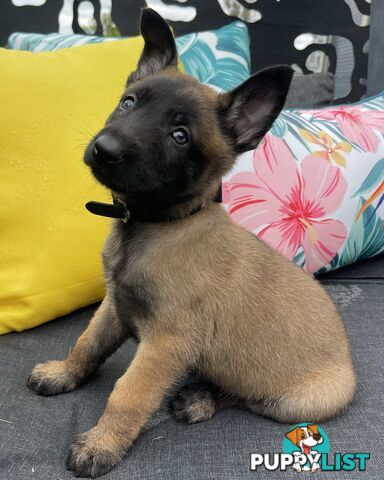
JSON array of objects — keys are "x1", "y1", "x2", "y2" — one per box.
[
  {"x1": 93, "y1": 133, "x2": 123, "y2": 164},
  {"x1": 313, "y1": 434, "x2": 321, "y2": 441}
]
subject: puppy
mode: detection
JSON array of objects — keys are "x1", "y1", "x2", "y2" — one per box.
[
  {"x1": 286, "y1": 425, "x2": 323, "y2": 472},
  {"x1": 27, "y1": 8, "x2": 355, "y2": 478}
]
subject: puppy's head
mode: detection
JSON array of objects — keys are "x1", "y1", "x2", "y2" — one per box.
[
  {"x1": 84, "y1": 8, "x2": 293, "y2": 216},
  {"x1": 285, "y1": 425, "x2": 323, "y2": 454}
]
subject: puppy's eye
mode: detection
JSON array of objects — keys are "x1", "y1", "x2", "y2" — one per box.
[
  {"x1": 171, "y1": 128, "x2": 189, "y2": 145},
  {"x1": 121, "y1": 95, "x2": 136, "y2": 110}
]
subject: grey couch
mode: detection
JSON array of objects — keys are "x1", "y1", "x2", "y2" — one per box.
[{"x1": 0, "y1": 254, "x2": 383, "y2": 480}]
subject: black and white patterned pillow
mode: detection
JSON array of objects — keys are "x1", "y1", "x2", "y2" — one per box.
[{"x1": 1, "y1": 0, "x2": 370, "y2": 103}]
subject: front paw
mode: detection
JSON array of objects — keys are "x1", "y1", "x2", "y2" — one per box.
[
  {"x1": 66, "y1": 428, "x2": 125, "y2": 478},
  {"x1": 27, "y1": 360, "x2": 78, "y2": 396}
]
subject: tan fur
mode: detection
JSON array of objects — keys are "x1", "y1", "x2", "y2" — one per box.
[
  {"x1": 110, "y1": 203, "x2": 355, "y2": 421},
  {"x1": 29, "y1": 195, "x2": 355, "y2": 475}
]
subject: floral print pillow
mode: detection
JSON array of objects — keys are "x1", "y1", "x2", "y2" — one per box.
[{"x1": 222, "y1": 94, "x2": 384, "y2": 274}]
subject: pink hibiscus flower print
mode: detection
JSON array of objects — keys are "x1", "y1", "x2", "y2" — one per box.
[
  {"x1": 308, "y1": 106, "x2": 384, "y2": 153},
  {"x1": 223, "y1": 135, "x2": 347, "y2": 273}
]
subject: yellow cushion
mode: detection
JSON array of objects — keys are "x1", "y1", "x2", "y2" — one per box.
[{"x1": 0, "y1": 38, "x2": 150, "y2": 334}]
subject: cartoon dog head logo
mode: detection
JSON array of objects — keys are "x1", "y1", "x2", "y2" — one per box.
[
  {"x1": 283, "y1": 423, "x2": 330, "y2": 472},
  {"x1": 285, "y1": 425, "x2": 323, "y2": 455}
]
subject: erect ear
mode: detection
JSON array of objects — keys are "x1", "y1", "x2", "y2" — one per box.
[
  {"x1": 285, "y1": 427, "x2": 301, "y2": 446},
  {"x1": 127, "y1": 8, "x2": 178, "y2": 84},
  {"x1": 218, "y1": 65, "x2": 293, "y2": 154}
]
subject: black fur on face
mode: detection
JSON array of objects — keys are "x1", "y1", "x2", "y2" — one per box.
[
  {"x1": 84, "y1": 8, "x2": 293, "y2": 219},
  {"x1": 85, "y1": 73, "x2": 223, "y2": 208}
]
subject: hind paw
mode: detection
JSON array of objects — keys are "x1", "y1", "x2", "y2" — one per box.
[{"x1": 171, "y1": 383, "x2": 216, "y2": 424}]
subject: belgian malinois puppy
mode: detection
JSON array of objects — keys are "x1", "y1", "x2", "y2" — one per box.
[{"x1": 28, "y1": 8, "x2": 355, "y2": 478}]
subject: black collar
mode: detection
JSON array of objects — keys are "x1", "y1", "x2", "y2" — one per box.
[
  {"x1": 85, "y1": 196, "x2": 203, "y2": 223},
  {"x1": 86, "y1": 198, "x2": 130, "y2": 223}
]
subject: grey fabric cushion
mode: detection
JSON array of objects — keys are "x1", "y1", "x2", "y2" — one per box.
[
  {"x1": 368, "y1": 0, "x2": 384, "y2": 96},
  {"x1": 285, "y1": 72, "x2": 335, "y2": 108},
  {"x1": 0, "y1": 261, "x2": 383, "y2": 479},
  {"x1": 318, "y1": 253, "x2": 384, "y2": 280}
]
